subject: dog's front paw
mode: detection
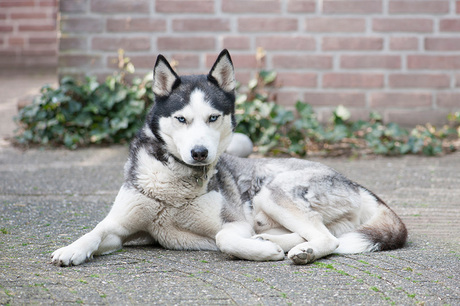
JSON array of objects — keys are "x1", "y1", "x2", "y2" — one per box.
[
  {"x1": 288, "y1": 245, "x2": 316, "y2": 265},
  {"x1": 259, "y1": 240, "x2": 285, "y2": 261},
  {"x1": 243, "y1": 236, "x2": 284, "y2": 261},
  {"x1": 51, "y1": 245, "x2": 91, "y2": 267}
]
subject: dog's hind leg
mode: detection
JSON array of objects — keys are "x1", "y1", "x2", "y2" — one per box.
[
  {"x1": 334, "y1": 188, "x2": 407, "y2": 254},
  {"x1": 215, "y1": 221, "x2": 285, "y2": 261},
  {"x1": 51, "y1": 185, "x2": 152, "y2": 266},
  {"x1": 253, "y1": 185, "x2": 339, "y2": 265}
]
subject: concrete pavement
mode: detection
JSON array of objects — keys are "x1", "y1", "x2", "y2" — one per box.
[{"x1": 0, "y1": 145, "x2": 459, "y2": 305}]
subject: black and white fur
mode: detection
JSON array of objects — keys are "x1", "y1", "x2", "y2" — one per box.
[{"x1": 51, "y1": 50, "x2": 407, "y2": 266}]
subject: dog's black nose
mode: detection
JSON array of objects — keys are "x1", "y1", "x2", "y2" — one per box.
[{"x1": 191, "y1": 146, "x2": 208, "y2": 162}]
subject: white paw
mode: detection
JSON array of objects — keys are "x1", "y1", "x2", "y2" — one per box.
[
  {"x1": 254, "y1": 239, "x2": 285, "y2": 261},
  {"x1": 288, "y1": 245, "x2": 316, "y2": 265},
  {"x1": 51, "y1": 245, "x2": 92, "y2": 266},
  {"x1": 266, "y1": 243, "x2": 285, "y2": 261}
]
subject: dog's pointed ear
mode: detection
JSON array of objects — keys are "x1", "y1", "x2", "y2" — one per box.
[
  {"x1": 153, "y1": 54, "x2": 180, "y2": 96},
  {"x1": 208, "y1": 49, "x2": 235, "y2": 92}
]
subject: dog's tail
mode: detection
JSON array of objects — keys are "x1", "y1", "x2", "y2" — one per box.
[{"x1": 334, "y1": 189, "x2": 407, "y2": 254}]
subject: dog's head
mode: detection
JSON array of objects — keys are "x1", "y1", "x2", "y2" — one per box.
[{"x1": 148, "y1": 50, "x2": 236, "y2": 166}]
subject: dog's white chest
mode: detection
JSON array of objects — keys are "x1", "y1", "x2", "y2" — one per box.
[{"x1": 133, "y1": 148, "x2": 206, "y2": 204}]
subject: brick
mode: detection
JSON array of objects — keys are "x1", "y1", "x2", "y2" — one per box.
[
  {"x1": 322, "y1": 37, "x2": 383, "y2": 51},
  {"x1": 171, "y1": 54, "x2": 201, "y2": 69},
  {"x1": 272, "y1": 55, "x2": 332, "y2": 70},
  {"x1": 389, "y1": 74, "x2": 450, "y2": 88},
  {"x1": 276, "y1": 91, "x2": 302, "y2": 107},
  {"x1": 370, "y1": 92, "x2": 432, "y2": 108},
  {"x1": 425, "y1": 38, "x2": 460, "y2": 51},
  {"x1": 275, "y1": 72, "x2": 317, "y2": 88},
  {"x1": 23, "y1": 49, "x2": 57, "y2": 56},
  {"x1": 373, "y1": 18, "x2": 433, "y2": 33},
  {"x1": 18, "y1": 24, "x2": 56, "y2": 32},
  {"x1": 0, "y1": 0, "x2": 34, "y2": 7},
  {"x1": 92, "y1": 37, "x2": 150, "y2": 51},
  {"x1": 222, "y1": 0, "x2": 280, "y2": 13},
  {"x1": 323, "y1": 1, "x2": 382, "y2": 14},
  {"x1": 10, "y1": 12, "x2": 48, "y2": 19},
  {"x1": 457, "y1": 1, "x2": 460, "y2": 14},
  {"x1": 238, "y1": 18, "x2": 298, "y2": 32},
  {"x1": 235, "y1": 71, "x2": 252, "y2": 85},
  {"x1": 287, "y1": 0, "x2": 315, "y2": 13},
  {"x1": 22, "y1": 55, "x2": 59, "y2": 67},
  {"x1": 38, "y1": 0, "x2": 56, "y2": 7},
  {"x1": 0, "y1": 49, "x2": 18, "y2": 56},
  {"x1": 303, "y1": 92, "x2": 366, "y2": 107},
  {"x1": 389, "y1": 1, "x2": 449, "y2": 14},
  {"x1": 58, "y1": 54, "x2": 103, "y2": 68},
  {"x1": 341, "y1": 55, "x2": 401, "y2": 69},
  {"x1": 206, "y1": 54, "x2": 258, "y2": 69},
  {"x1": 30, "y1": 37, "x2": 57, "y2": 44},
  {"x1": 229, "y1": 54, "x2": 259, "y2": 69},
  {"x1": 61, "y1": 17, "x2": 103, "y2": 33},
  {"x1": 107, "y1": 18, "x2": 166, "y2": 32},
  {"x1": 158, "y1": 37, "x2": 215, "y2": 51},
  {"x1": 437, "y1": 92, "x2": 460, "y2": 108},
  {"x1": 256, "y1": 36, "x2": 315, "y2": 51},
  {"x1": 60, "y1": 0, "x2": 87, "y2": 13},
  {"x1": 408, "y1": 55, "x2": 460, "y2": 70},
  {"x1": 386, "y1": 110, "x2": 449, "y2": 127},
  {"x1": 0, "y1": 25, "x2": 14, "y2": 32},
  {"x1": 8, "y1": 37, "x2": 25, "y2": 46},
  {"x1": 222, "y1": 36, "x2": 250, "y2": 50},
  {"x1": 440, "y1": 19, "x2": 460, "y2": 32},
  {"x1": 172, "y1": 19, "x2": 230, "y2": 32},
  {"x1": 91, "y1": 0, "x2": 149, "y2": 13},
  {"x1": 323, "y1": 73, "x2": 384, "y2": 88},
  {"x1": 305, "y1": 18, "x2": 365, "y2": 32},
  {"x1": 156, "y1": 1, "x2": 214, "y2": 13},
  {"x1": 59, "y1": 36, "x2": 87, "y2": 51},
  {"x1": 389, "y1": 37, "x2": 418, "y2": 50}
]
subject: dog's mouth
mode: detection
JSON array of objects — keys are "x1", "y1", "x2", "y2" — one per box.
[
  {"x1": 184, "y1": 158, "x2": 214, "y2": 167},
  {"x1": 188, "y1": 162, "x2": 211, "y2": 168},
  {"x1": 178, "y1": 145, "x2": 216, "y2": 166}
]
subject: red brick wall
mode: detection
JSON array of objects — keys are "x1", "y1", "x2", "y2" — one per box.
[
  {"x1": 0, "y1": 0, "x2": 58, "y2": 68},
  {"x1": 58, "y1": 0, "x2": 460, "y2": 125}
]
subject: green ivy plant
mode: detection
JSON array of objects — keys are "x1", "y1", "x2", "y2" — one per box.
[
  {"x1": 235, "y1": 70, "x2": 459, "y2": 157},
  {"x1": 15, "y1": 51, "x2": 154, "y2": 149}
]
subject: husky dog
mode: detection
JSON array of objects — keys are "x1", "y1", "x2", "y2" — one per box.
[{"x1": 51, "y1": 50, "x2": 407, "y2": 266}]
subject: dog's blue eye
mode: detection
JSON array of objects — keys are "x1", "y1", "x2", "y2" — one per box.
[
  {"x1": 209, "y1": 115, "x2": 220, "y2": 123},
  {"x1": 176, "y1": 116, "x2": 186, "y2": 124}
]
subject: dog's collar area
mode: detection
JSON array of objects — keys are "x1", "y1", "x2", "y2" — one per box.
[
  {"x1": 194, "y1": 167, "x2": 208, "y2": 188},
  {"x1": 170, "y1": 154, "x2": 210, "y2": 187}
]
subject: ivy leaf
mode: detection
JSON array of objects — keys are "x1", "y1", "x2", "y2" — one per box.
[
  {"x1": 259, "y1": 70, "x2": 277, "y2": 84},
  {"x1": 248, "y1": 78, "x2": 258, "y2": 90}
]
